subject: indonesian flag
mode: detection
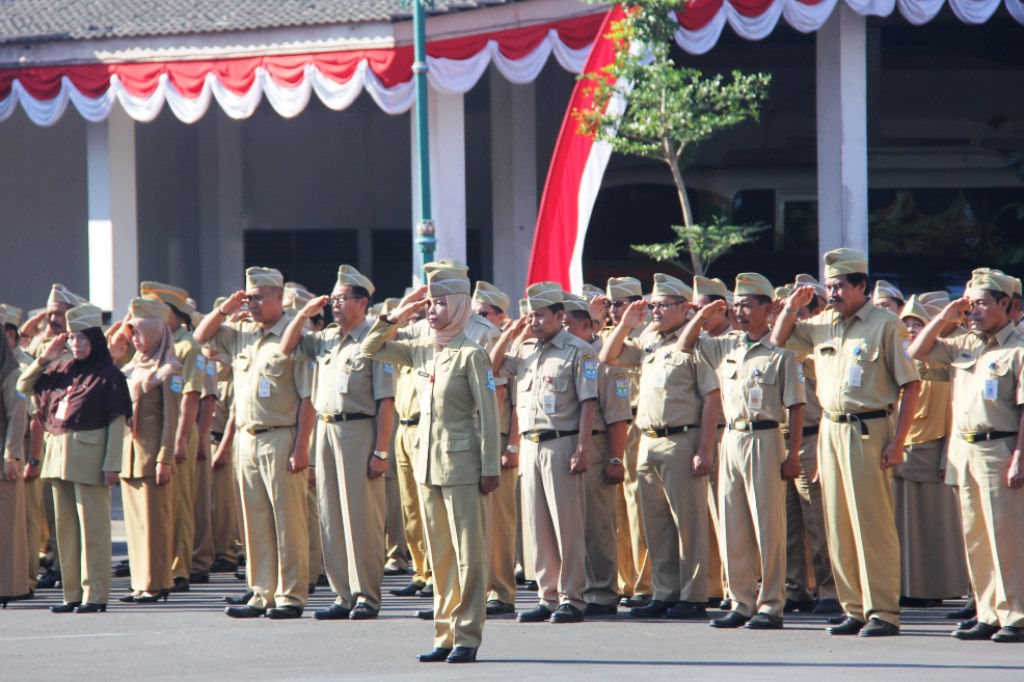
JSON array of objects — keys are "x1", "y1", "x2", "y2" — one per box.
[{"x1": 525, "y1": 4, "x2": 627, "y2": 293}]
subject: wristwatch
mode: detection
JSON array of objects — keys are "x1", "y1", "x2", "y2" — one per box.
[
  {"x1": 609, "y1": 457, "x2": 624, "y2": 466},
  {"x1": 372, "y1": 450, "x2": 389, "y2": 461},
  {"x1": 505, "y1": 444, "x2": 519, "y2": 454},
  {"x1": 27, "y1": 457, "x2": 40, "y2": 467}
]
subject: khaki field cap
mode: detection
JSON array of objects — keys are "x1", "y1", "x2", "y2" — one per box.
[
  {"x1": 526, "y1": 282, "x2": 564, "y2": 311},
  {"x1": 335, "y1": 265, "x2": 375, "y2": 297},
  {"x1": 473, "y1": 281, "x2": 511, "y2": 313},
  {"x1": 127, "y1": 298, "x2": 172, "y2": 324},
  {"x1": 606, "y1": 276, "x2": 642, "y2": 299},
  {"x1": 140, "y1": 281, "x2": 189, "y2": 311},
  {"x1": 424, "y1": 258, "x2": 470, "y2": 276},
  {"x1": 651, "y1": 273, "x2": 692, "y2": 300},
  {"x1": 774, "y1": 285, "x2": 794, "y2": 301},
  {"x1": 872, "y1": 280, "x2": 905, "y2": 303},
  {"x1": 899, "y1": 295, "x2": 931, "y2": 325},
  {"x1": 426, "y1": 264, "x2": 471, "y2": 298},
  {"x1": 48, "y1": 283, "x2": 83, "y2": 306},
  {"x1": 66, "y1": 304, "x2": 103, "y2": 333},
  {"x1": 823, "y1": 248, "x2": 868, "y2": 278},
  {"x1": 561, "y1": 292, "x2": 589, "y2": 313},
  {"x1": 518, "y1": 299, "x2": 529, "y2": 317},
  {"x1": 0, "y1": 304, "x2": 22, "y2": 326},
  {"x1": 693, "y1": 275, "x2": 729, "y2": 299},
  {"x1": 581, "y1": 284, "x2": 604, "y2": 300},
  {"x1": 970, "y1": 270, "x2": 1017, "y2": 297},
  {"x1": 246, "y1": 267, "x2": 284, "y2": 289},
  {"x1": 734, "y1": 273, "x2": 774, "y2": 299},
  {"x1": 794, "y1": 273, "x2": 826, "y2": 298},
  {"x1": 382, "y1": 298, "x2": 401, "y2": 315}
]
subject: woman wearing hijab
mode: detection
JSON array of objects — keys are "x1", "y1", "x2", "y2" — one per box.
[
  {"x1": 17, "y1": 303, "x2": 131, "y2": 613},
  {"x1": 360, "y1": 260, "x2": 500, "y2": 664},
  {"x1": 0, "y1": 308, "x2": 30, "y2": 607},
  {"x1": 117, "y1": 298, "x2": 181, "y2": 604}
]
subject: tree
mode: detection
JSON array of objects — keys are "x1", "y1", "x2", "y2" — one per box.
[{"x1": 575, "y1": 0, "x2": 771, "y2": 277}]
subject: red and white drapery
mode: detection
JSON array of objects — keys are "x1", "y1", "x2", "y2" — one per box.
[{"x1": 0, "y1": 0, "x2": 1020, "y2": 127}]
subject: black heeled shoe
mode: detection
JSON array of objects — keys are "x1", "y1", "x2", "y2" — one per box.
[
  {"x1": 134, "y1": 590, "x2": 170, "y2": 604},
  {"x1": 76, "y1": 603, "x2": 107, "y2": 613},
  {"x1": 51, "y1": 602, "x2": 82, "y2": 613},
  {"x1": 417, "y1": 647, "x2": 452, "y2": 663},
  {"x1": 446, "y1": 647, "x2": 478, "y2": 663},
  {"x1": 118, "y1": 593, "x2": 140, "y2": 603}
]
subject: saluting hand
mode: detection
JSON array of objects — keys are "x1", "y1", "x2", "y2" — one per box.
[
  {"x1": 697, "y1": 299, "x2": 728, "y2": 322},
  {"x1": 387, "y1": 285, "x2": 430, "y2": 324},
  {"x1": 589, "y1": 296, "x2": 610, "y2": 325},
  {"x1": 40, "y1": 333, "x2": 68, "y2": 363},
  {"x1": 785, "y1": 286, "x2": 816, "y2": 312},
  {"x1": 219, "y1": 290, "x2": 249, "y2": 317},
  {"x1": 621, "y1": 300, "x2": 648, "y2": 329},
  {"x1": 301, "y1": 295, "x2": 330, "y2": 319},
  {"x1": 941, "y1": 297, "x2": 972, "y2": 324}
]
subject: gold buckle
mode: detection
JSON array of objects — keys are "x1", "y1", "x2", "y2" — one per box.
[
  {"x1": 526, "y1": 432, "x2": 541, "y2": 443},
  {"x1": 643, "y1": 429, "x2": 657, "y2": 438},
  {"x1": 733, "y1": 420, "x2": 750, "y2": 432},
  {"x1": 319, "y1": 414, "x2": 332, "y2": 423},
  {"x1": 962, "y1": 433, "x2": 977, "y2": 444}
]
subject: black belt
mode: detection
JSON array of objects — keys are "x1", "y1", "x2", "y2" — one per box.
[
  {"x1": 246, "y1": 426, "x2": 289, "y2": 436},
  {"x1": 727, "y1": 420, "x2": 779, "y2": 432},
  {"x1": 523, "y1": 429, "x2": 579, "y2": 443},
  {"x1": 957, "y1": 431, "x2": 1016, "y2": 444},
  {"x1": 824, "y1": 408, "x2": 891, "y2": 438},
  {"x1": 398, "y1": 417, "x2": 420, "y2": 427},
  {"x1": 642, "y1": 424, "x2": 698, "y2": 439},
  {"x1": 210, "y1": 430, "x2": 224, "y2": 441},
  {"x1": 319, "y1": 412, "x2": 373, "y2": 424},
  {"x1": 592, "y1": 429, "x2": 605, "y2": 436}
]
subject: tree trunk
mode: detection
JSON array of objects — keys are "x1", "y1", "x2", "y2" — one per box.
[{"x1": 665, "y1": 153, "x2": 703, "y2": 276}]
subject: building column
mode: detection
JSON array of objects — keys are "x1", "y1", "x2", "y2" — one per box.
[
  {"x1": 411, "y1": 89, "x2": 466, "y2": 272},
  {"x1": 816, "y1": 3, "x2": 869, "y2": 274},
  {"x1": 490, "y1": 70, "x2": 538, "y2": 300},
  {"x1": 198, "y1": 110, "x2": 245, "y2": 306},
  {"x1": 87, "y1": 106, "x2": 139, "y2": 315}
]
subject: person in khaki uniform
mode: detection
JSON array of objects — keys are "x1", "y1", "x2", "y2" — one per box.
[
  {"x1": 492, "y1": 283, "x2": 598, "y2": 624},
  {"x1": 773, "y1": 248, "x2": 921, "y2": 637},
  {"x1": 562, "y1": 293, "x2": 630, "y2": 616},
  {"x1": 207, "y1": 343, "x2": 240, "y2": 572},
  {"x1": 361, "y1": 265, "x2": 500, "y2": 663},
  {"x1": 280, "y1": 265, "x2": 395, "y2": 621},
  {"x1": 910, "y1": 271, "x2": 1024, "y2": 643},
  {"x1": 194, "y1": 267, "x2": 314, "y2": 619},
  {"x1": 600, "y1": 274, "x2": 720, "y2": 620},
  {"x1": 18, "y1": 304, "x2": 131, "y2": 612},
  {"x1": 681, "y1": 273, "x2": 805, "y2": 629},
  {"x1": 0, "y1": 314, "x2": 30, "y2": 606},
  {"x1": 138, "y1": 282, "x2": 202, "y2": 593}
]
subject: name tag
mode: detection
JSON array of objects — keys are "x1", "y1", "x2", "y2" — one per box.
[
  {"x1": 748, "y1": 386, "x2": 763, "y2": 410},
  {"x1": 337, "y1": 371, "x2": 350, "y2": 394},
  {"x1": 55, "y1": 397, "x2": 70, "y2": 421},
  {"x1": 984, "y1": 378, "x2": 998, "y2": 401},
  {"x1": 848, "y1": 365, "x2": 863, "y2": 388},
  {"x1": 543, "y1": 393, "x2": 556, "y2": 415},
  {"x1": 258, "y1": 376, "x2": 272, "y2": 398}
]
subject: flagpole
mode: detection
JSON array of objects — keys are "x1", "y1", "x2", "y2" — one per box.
[{"x1": 411, "y1": 0, "x2": 436, "y2": 283}]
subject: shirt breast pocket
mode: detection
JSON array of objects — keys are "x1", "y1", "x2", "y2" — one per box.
[
  {"x1": 233, "y1": 354, "x2": 251, "y2": 374},
  {"x1": 261, "y1": 353, "x2": 288, "y2": 380}
]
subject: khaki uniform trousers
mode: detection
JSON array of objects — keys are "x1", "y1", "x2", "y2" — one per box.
[
  {"x1": 395, "y1": 423, "x2": 431, "y2": 587},
  {"x1": 615, "y1": 422, "x2": 652, "y2": 597},
  {"x1": 122, "y1": 476, "x2": 174, "y2": 593},
  {"x1": 385, "y1": 471, "x2": 408, "y2": 572},
  {"x1": 237, "y1": 427, "x2": 309, "y2": 609},
  {"x1": 719, "y1": 429, "x2": 787, "y2": 618},
  {"x1": 24, "y1": 476, "x2": 45, "y2": 590},
  {"x1": 50, "y1": 479, "x2": 112, "y2": 605},
  {"x1": 584, "y1": 432, "x2": 618, "y2": 606},
  {"x1": 307, "y1": 483, "x2": 323, "y2": 585},
  {"x1": 637, "y1": 429, "x2": 708, "y2": 604},
  {"x1": 785, "y1": 431, "x2": 836, "y2": 602},
  {"x1": 211, "y1": 457, "x2": 239, "y2": 564},
  {"x1": 0, "y1": 476, "x2": 29, "y2": 598},
  {"x1": 316, "y1": 419, "x2": 385, "y2": 610},
  {"x1": 707, "y1": 428, "x2": 728, "y2": 600},
  {"x1": 421, "y1": 481, "x2": 489, "y2": 649},
  {"x1": 192, "y1": 455, "x2": 214, "y2": 575},
  {"x1": 818, "y1": 417, "x2": 901, "y2": 626},
  {"x1": 487, "y1": 434, "x2": 517, "y2": 604},
  {"x1": 521, "y1": 434, "x2": 587, "y2": 611},
  {"x1": 44, "y1": 480, "x2": 60, "y2": 573},
  {"x1": 171, "y1": 428, "x2": 198, "y2": 581},
  {"x1": 952, "y1": 438, "x2": 1024, "y2": 627}
]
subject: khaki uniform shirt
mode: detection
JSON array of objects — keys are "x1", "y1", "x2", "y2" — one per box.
[
  {"x1": 122, "y1": 375, "x2": 179, "y2": 478},
  {"x1": 394, "y1": 366, "x2": 420, "y2": 421},
  {"x1": 589, "y1": 336, "x2": 633, "y2": 431},
  {"x1": 294, "y1": 318, "x2": 394, "y2": 416},
  {"x1": 613, "y1": 327, "x2": 718, "y2": 431},
  {"x1": 696, "y1": 331, "x2": 805, "y2": 424},
  {"x1": 785, "y1": 303, "x2": 919, "y2": 413},
  {"x1": 924, "y1": 322, "x2": 1024, "y2": 435},
  {"x1": 906, "y1": 361, "x2": 951, "y2": 445},
  {"x1": 504, "y1": 328, "x2": 599, "y2": 433},
  {"x1": 1, "y1": 370, "x2": 27, "y2": 461},
  {"x1": 207, "y1": 315, "x2": 313, "y2": 432},
  {"x1": 172, "y1": 327, "x2": 201, "y2": 397},
  {"x1": 600, "y1": 326, "x2": 640, "y2": 410}
]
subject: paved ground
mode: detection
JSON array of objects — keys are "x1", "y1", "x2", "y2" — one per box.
[{"x1": 3, "y1": 562, "x2": 1022, "y2": 681}]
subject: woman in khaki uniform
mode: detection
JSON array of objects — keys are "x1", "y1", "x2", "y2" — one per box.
[
  {"x1": 118, "y1": 298, "x2": 181, "y2": 604},
  {"x1": 361, "y1": 263, "x2": 501, "y2": 664},
  {"x1": 0, "y1": 317, "x2": 30, "y2": 607},
  {"x1": 17, "y1": 304, "x2": 131, "y2": 613}
]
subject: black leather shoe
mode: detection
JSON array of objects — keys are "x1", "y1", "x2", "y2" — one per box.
[
  {"x1": 517, "y1": 605, "x2": 553, "y2": 623},
  {"x1": 189, "y1": 572, "x2": 210, "y2": 584},
  {"x1": 50, "y1": 602, "x2": 81, "y2": 613},
  {"x1": 314, "y1": 604, "x2": 351, "y2": 620},
  {"x1": 827, "y1": 617, "x2": 865, "y2": 635},
  {"x1": 951, "y1": 622, "x2": 999, "y2": 640},
  {"x1": 666, "y1": 601, "x2": 708, "y2": 620},
  {"x1": 992, "y1": 626, "x2": 1024, "y2": 643},
  {"x1": 234, "y1": 569, "x2": 246, "y2": 581},
  {"x1": 707, "y1": 596, "x2": 724, "y2": 608},
  {"x1": 225, "y1": 590, "x2": 254, "y2": 605},
  {"x1": 784, "y1": 599, "x2": 814, "y2": 614},
  {"x1": 266, "y1": 605, "x2": 303, "y2": 620},
  {"x1": 746, "y1": 613, "x2": 784, "y2": 630},
  {"x1": 210, "y1": 558, "x2": 238, "y2": 573},
  {"x1": 621, "y1": 594, "x2": 652, "y2": 608},
  {"x1": 391, "y1": 582, "x2": 425, "y2": 597},
  {"x1": 317, "y1": 574, "x2": 329, "y2": 587},
  {"x1": 349, "y1": 603, "x2": 378, "y2": 620},
  {"x1": 523, "y1": 580, "x2": 539, "y2": 591},
  {"x1": 826, "y1": 613, "x2": 849, "y2": 625},
  {"x1": 416, "y1": 609, "x2": 434, "y2": 620},
  {"x1": 225, "y1": 605, "x2": 266, "y2": 618},
  {"x1": 308, "y1": 583, "x2": 316, "y2": 595},
  {"x1": 719, "y1": 599, "x2": 732, "y2": 610},
  {"x1": 710, "y1": 611, "x2": 750, "y2": 628},
  {"x1": 958, "y1": 616, "x2": 978, "y2": 630},
  {"x1": 114, "y1": 563, "x2": 131, "y2": 578},
  {"x1": 813, "y1": 599, "x2": 843, "y2": 615},
  {"x1": 859, "y1": 618, "x2": 899, "y2": 637},
  {"x1": 899, "y1": 596, "x2": 941, "y2": 608},
  {"x1": 36, "y1": 569, "x2": 61, "y2": 589},
  {"x1": 75, "y1": 603, "x2": 106, "y2": 613},
  {"x1": 486, "y1": 600, "x2": 516, "y2": 616},
  {"x1": 384, "y1": 564, "x2": 408, "y2": 576},
  {"x1": 629, "y1": 599, "x2": 674, "y2": 618},
  {"x1": 417, "y1": 584, "x2": 434, "y2": 598},
  {"x1": 446, "y1": 646, "x2": 478, "y2": 663},
  {"x1": 417, "y1": 647, "x2": 452, "y2": 662},
  {"x1": 583, "y1": 602, "x2": 617, "y2": 617},
  {"x1": 946, "y1": 605, "x2": 976, "y2": 620},
  {"x1": 550, "y1": 603, "x2": 584, "y2": 623},
  {"x1": 515, "y1": 567, "x2": 526, "y2": 585},
  {"x1": 169, "y1": 577, "x2": 190, "y2": 593}
]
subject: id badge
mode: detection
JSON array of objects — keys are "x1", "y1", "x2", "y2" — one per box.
[
  {"x1": 983, "y1": 378, "x2": 998, "y2": 401},
  {"x1": 653, "y1": 369, "x2": 667, "y2": 388},
  {"x1": 55, "y1": 397, "x2": 70, "y2": 420},
  {"x1": 848, "y1": 365, "x2": 863, "y2": 388},
  {"x1": 337, "y1": 371, "x2": 350, "y2": 394},
  {"x1": 420, "y1": 384, "x2": 432, "y2": 416},
  {"x1": 543, "y1": 393, "x2": 556, "y2": 415},
  {"x1": 748, "y1": 386, "x2": 763, "y2": 410},
  {"x1": 258, "y1": 376, "x2": 272, "y2": 398}
]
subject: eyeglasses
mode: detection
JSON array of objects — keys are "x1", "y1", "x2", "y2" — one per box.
[
  {"x1": 243, "y1": 294, "x2": 266, "y2": 304},
  {"x1": 478, "y1": 310, "x2": 494, "y2": 318},
  {"x1": 610, "y1": 301, "x2": 629, "y2": 309},
  {"x1": 329, "y1": 295, "x2": 365, "y2": 305},
  {"x1": 648, "y1": 301, "x2": 684, "y2": 312}
]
